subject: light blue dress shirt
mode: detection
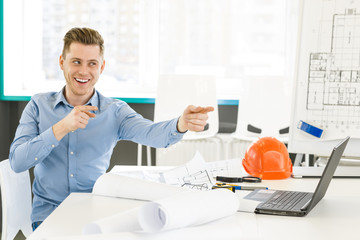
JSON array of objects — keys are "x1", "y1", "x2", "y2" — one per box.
[{"x1": 9, "y1": 89, "x2": 184, "y2": 223}]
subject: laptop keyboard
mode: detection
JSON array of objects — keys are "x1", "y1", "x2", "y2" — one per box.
[{"x1": 261, "y1": 191, "x2": 308, "y2": 210}]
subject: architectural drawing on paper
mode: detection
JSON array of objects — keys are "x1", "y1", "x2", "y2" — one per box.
[
  {"x1": 307, "y1": 8, "x2": 360, "y2": 131},
  {"x1": 180, "y1": 170, "x2": 213, "y2": 190},
  {"x1": 159, "y1": 152, "x2": 215, "y2": 190},
  {"x1": 206, "y1": 159, "x2": 240, "y2": 177},
  {"x1": 161, "y1": 168, "x2": 214, "y2": 190}
]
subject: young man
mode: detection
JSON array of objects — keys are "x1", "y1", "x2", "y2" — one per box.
[{"x1": 9, "y1": 27, "x2": 213, "y2": 230}]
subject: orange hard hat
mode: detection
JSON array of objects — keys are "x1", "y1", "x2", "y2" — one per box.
[{"x1": 242, "y1": 137, "x2": 293, "y2": 180}]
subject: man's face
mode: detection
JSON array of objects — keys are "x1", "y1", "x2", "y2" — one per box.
[{"x1": 59, "y1": 42, "x2": 105, "y2": 101}]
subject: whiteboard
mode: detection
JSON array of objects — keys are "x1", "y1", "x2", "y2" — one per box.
[{"x1": 289, "y1": 0, "x2": 360, "y2": 157}]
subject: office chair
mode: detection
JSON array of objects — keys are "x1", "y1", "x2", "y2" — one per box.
[
  {"x1": 137, "y1": 74, "x2": 220, "y2": 166},
  {"x1": 0, "y1": 159, "x2": 32, "y2": 240},
  {"x1": 230, "y1": 77, "x2": 291, "y2": 159}
]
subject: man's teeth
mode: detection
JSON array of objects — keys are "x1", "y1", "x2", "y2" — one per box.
[{"x1": 76, "y1": 78, "x2": 89, "y2": 83}]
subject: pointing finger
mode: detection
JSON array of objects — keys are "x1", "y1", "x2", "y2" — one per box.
[
  {"x1": 200, "y1": 106, "x2": 214, "y2": 114},
  {"x1": 187, "y1": 105, "x2": 214, "y2": 113},
  {"x1": 83, "y1": 111, "x2": 96, "y2": 118},
  {"x1": 75, "y1": 105, "x2": 98, "y2": 112},
  {"x1": 75, "y1": 106, "x2": 98, "y2": 118}
]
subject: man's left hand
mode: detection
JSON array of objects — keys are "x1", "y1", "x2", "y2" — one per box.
[{"x1": 177, "y1": 105, "x2": 215, "y2": 133}]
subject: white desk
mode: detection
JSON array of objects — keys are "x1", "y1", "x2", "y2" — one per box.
[{"x1": 28, "y1": 178, "x2": 360, "y2": 240}]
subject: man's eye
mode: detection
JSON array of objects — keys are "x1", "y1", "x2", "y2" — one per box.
[
  {"x1": 89, "y1": 62, "x2": 97, "y2": 66},
  {"x1": 73, "y1": 60, "x2": 80, "y2": 64}
]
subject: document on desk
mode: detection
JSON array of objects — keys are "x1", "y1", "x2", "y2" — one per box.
[
  {"x1": 159, "y1": 151, "x2": 215, "y2": 190},
  {"x1": 109, "y1": 165, "x2": 174, "y2": 182},
  {"x1": 106, "y1": 152, "x2": 242, "y2": 192},
  {"x1": 158, "y1": 151, "x2": 242, "y2": 188},
  {"x1": 83, "y1": 188, "x2": 239, "y2": 235},
  {"x1": 236, "y1": 191, "x2": 263, "y2": 213},
  {"x1": 92, "y1": 173, "x2": 189, "y2": 201},
  {"x1": 206, "y1": 158, "x2": 243, "y2": 178}
]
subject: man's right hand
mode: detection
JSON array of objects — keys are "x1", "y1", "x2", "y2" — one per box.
[{"x1": 52, "y1": 106, "x2": 98, "y2": 141}]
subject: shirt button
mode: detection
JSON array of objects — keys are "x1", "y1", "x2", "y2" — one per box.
[
  {"x1": 70, "y1": 152, "x2": 74, "y2": 155},
  {"x1": 173, "y1": 133, "x2": 177, "y2": 136},
  {"x1": 70, "y1": 174, "x2": 74, "y2": 177},
  {"x1": 51, "y1": 144, "x2": 55, "y2": 148},
  {"x1": 35, "y1": 157, "x2": 38, "y2": 161}
]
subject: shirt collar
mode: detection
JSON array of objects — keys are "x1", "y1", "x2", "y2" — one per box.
[{"x1": 53, "y1": 87, "x2": 100, "y2": 110}]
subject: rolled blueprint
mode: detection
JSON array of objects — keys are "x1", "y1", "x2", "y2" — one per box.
[
  {"x1": 83, "y1": 188, "x2": 239, "y2": 234},
  {"x1": 92, "y1": 173, "x2": 190, "y2": 201},
  {"x1": 82, "y1": 208, "x2": 141, "y2": 235},
  {"x1": 138, "y1": 188, "x2": 239, "y2": 232}
]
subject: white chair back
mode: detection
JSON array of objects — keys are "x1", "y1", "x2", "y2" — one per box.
[
  {"x1": 137, "y1": 74, "x2": 220, "y2": 166},
  {"x1": 0, "y1": 159, "x2": 32, "y2": 240},
  {"x1": 154, "y1": 74, "x2": 219, "y2": 139},
  {"x1": 233, "y1": 76, "x2": 291, "y2": 142}
]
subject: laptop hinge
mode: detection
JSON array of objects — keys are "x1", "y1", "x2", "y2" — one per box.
[{"x1": 300, "y1": 199, "x2": 311, "y2": 211}]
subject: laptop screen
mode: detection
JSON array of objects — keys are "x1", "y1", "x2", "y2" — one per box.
[{"x1": 307, "y1": 136, "x2": 350, "y2": 211}]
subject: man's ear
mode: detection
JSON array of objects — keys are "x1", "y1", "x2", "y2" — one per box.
[
  {"x1": 59, "y1": 55, "x2": 64, "y2": 70},
  {"x1": 100, "y1": 60, "x2": 105, "y2": 74}
]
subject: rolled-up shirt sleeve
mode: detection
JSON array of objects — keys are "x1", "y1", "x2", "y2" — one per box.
[
  {"x1": 115, "y1": 102, "x2": 185, "y2": 148},
  {"x1": 9, "y1": 100, "x2": 59, "y2": 173}
]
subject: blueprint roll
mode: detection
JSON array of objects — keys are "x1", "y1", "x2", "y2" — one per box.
[
  {"x1": 92, "y1": 173, "x2": 190, "y2": 201},
  {"x1": 83, "y1": 207, "x2": 142, "y2": 235},
  {"x1": 138, "y1": 189, "x2": 239, "y2": 232}
]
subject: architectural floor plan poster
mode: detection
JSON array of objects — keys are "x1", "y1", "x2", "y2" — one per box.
[{"x1": 291, "y1": 0, "x2": 360, "y2": 144}]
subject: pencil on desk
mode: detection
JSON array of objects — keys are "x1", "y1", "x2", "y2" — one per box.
[{"x1": 214, "y1": 183, "x2": 268, "y2": 191}]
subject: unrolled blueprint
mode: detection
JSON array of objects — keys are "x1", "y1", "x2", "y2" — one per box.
[{"x1": 293, "y1": 0, "x2": 360, "y2": 141}]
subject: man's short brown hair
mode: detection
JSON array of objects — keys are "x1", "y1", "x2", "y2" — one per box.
[{"x1": 62, "y1": 27, "x2": 104, "y2": 59}]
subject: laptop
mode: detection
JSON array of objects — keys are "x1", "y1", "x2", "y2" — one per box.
[{"x1": 246, "y1": 136, "x2": 350, "y2": 217}]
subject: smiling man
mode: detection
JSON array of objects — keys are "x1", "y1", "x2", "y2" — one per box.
[{"x1": 9, "y1": 27, "x2": 213, "y2": 231}]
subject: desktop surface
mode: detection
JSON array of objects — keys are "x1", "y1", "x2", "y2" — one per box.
[{"x1": 28, "y1": 177, "x2": 360, "y2": 240}]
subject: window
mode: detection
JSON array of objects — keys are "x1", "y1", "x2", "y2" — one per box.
[
  {"x1": 1, "y1": 0, "x2": 298, "y2": 103},
  {"x1": 159, "y1": 0, "x2": 299, "y2": 100}
]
